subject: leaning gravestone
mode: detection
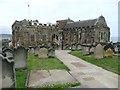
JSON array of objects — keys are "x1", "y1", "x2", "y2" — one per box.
[
  {"x1": 104, "y1": 48, "x2": 113, "y2": 57},
  {"x1": 38, "y1": 47, "x2": 48, "y2": 58},
  {"x1": 0, "y1": 55, "x2": 16, "y2": 88},
  {"x1": 3, "y1": 48, "x2": 13, "y2": 60},
  {"x1": 94, "y1": 44, "x2": 104, "y2": 59},
  {"x1": 48, "y1": 48, "x2": 55, "y2": 58},
  {"x1": 13, "y1": 46, "x2": 28, "y2": 70},
  {"x1": 82, "y1": 46, "x2": 90, "y2": 55}
]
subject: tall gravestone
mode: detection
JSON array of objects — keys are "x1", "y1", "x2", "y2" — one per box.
[
  {"x1": 94, "y1": 44, "x2": 104, "y2": 59},
  {"x1": 0, "y1": 55, "x2": 16, "y2": 88},
  {"x1": 0, "y1": 55, "x2": 2, "y2": 89},
  {"x1": 13, "y1": 46, "x2": 28, "y2": 70},
  {"x1": 38, "y1": 47, "x2": 48, "y2": 58}
]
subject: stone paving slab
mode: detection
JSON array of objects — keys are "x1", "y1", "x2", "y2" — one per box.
[
  {"x1": 55, "y1": 50, "x2": 119, "y2": 88},
  {"x1": 27, "y1": 70, "x2": 78, "y2": 88}
]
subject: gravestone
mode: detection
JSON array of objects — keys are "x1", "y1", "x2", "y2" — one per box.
[
  {"x1": 114, "y1": 46, "x2": 118, "y2": 53},
  {"x1": 48, "y1": 49, "x2": 55, "y2": 58},
  {"x1": 38, "y1": 47, "x2": 48, "y2": 58},
  {"x1": 94, "y1": 44, "x2": 104, "y2": 59},
  {"x1": 82, "y1": 46, "x2": 90, "y2": 55},
  {"x1": 77, "y1": 44, "x2": 82, "y2": 50},
  {"x1": 48, "y1": 48, "x2": 55, "y2": 58},
  {"x1": 13, "y1": 46, "x2": 28, "y2": 70},
  {"x1": 34, "y1": 46, "x2": 40, "y2": 56},
  {"x1": 3, "y1": 48, "x2": 13, "y2": 60},
  {"x1": 104, "y1": 48, "x2": 113, "y2": 57},
  {"x1": 71, "y1": 44, "x2": 76, "y2": 51},
  {"x1": 1, "y1": 55, "x2": 16, "y2": 88},
  {"x1": 29, "y1": 47, "x2": 34, "y2": 54},
  {"x1": 104, "y1": 43, "x2": 114, "y2": 52},
  {"x1": 90, "y1": 47, "x2": 95, "y2": 54},
  {"x1": 0, "y1": 45, "x2": 2, "y2": 54},
  {"x1": 69, "y1": 46, "x2": 71, "y2": 50}
]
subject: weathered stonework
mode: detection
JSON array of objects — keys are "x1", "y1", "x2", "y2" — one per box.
[{"x1": 12, "y1": 15, "x2": 110, "y2": 48}]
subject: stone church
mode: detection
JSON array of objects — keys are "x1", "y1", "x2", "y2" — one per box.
[{"x1": 12, "y1": 15, "x2": 110, "y2": 48}]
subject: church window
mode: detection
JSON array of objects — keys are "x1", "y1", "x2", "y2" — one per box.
[
  {"x1": 42, "y1": 34, "x2": 47, "y2": 41},
  {"x1": 31, "y1": 34, "x2": 35, "y2": 41}
]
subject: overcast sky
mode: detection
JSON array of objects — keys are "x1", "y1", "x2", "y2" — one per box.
[{"x1": 0, "y1": 0, "x2": 119, "y2": 38}]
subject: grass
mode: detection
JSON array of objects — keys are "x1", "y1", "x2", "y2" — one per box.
[
  {"x1": 39, "y1": 82, "x2": 80, "y2": 88},
  {"x1": 69, "y1": 50, "x2": 120, "y2": 74},
  {"x1": 16, "y1": 53, "x2": 70, "y2": 88},
  {"x1": 28, "y1": 53, "x2": 69, "y2": 70},
  {"x1": 16, "y1": 69, "x2": 28, "y2": 88}
]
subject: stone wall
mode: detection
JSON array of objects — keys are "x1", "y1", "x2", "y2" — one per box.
[{"x1": 12, "y1": 16, "x2": 110, "y2": 48}]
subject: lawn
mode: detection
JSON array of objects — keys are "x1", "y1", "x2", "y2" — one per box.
[
  {"x1": 16, "y1": 53, "x2": 71, "y2": 88},
  {"x1": 69, "y1": 50, "x2": 119, "y2": 74},
  {"x1": 16, "y1": 69, "x2": 28, "y2": 88},
  {"x1": 28, "y1": 53, "x2": 69, "y2": 70}
]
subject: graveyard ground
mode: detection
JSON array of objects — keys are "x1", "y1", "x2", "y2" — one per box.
[
  {"x1": 16, "y1": 53, "x2": 80, "y2": 88},
  {"x1": 28, "y1": 53, "x2": 69, "y2": 70},
  {"x1": 69, "y1": 50, "x2": 119, "y2": 74}
]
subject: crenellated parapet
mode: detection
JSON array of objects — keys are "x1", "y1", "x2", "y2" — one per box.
[{"x1": 12, "y1": 15, "x2": 110, "y2": 48}]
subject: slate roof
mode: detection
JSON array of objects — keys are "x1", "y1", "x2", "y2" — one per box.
[{"x1": 64, "y1": 19, "x2": 97, "y2": 29}]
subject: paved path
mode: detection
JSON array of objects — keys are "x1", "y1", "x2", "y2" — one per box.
[{"x1": 55, "y1": 50, "x2": 119, "y2": 88}]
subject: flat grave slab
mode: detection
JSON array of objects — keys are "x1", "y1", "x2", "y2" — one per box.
[
  {"x1": 27, "y1": 70, "x2": 78, "y2": 88},
  {"x1": 71, "y1": 62, "x2": 86, "y2": 67}
]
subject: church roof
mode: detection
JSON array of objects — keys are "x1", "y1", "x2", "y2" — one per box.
[{"x1": 64, "y1": 19, "x2": 97, "y2": 29}]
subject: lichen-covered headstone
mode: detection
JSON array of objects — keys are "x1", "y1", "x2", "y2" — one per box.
[
  {"x1": 0, "y1": 55, "x2": 16, "y2": 88},
  {"x1": 104, "y1": 48, "x2": 113, "y2": 57},
  {"x1": 94, "y1": 44, "x2": 104, "y2": 59},
  {"x1": 38, "y1": 47, "x2": 48, "y2": 58},
  {"x1": 13, "y1": 46, "x2": 28, "y2": 70}
]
